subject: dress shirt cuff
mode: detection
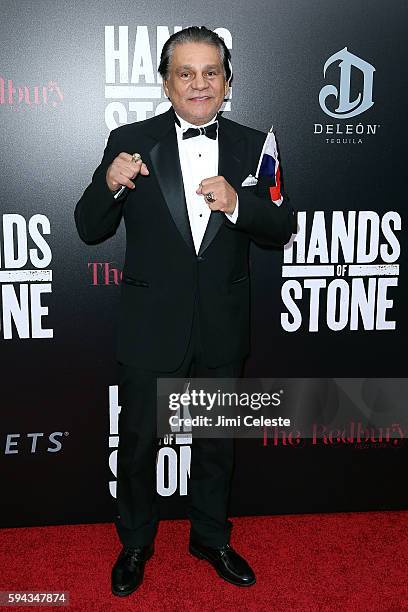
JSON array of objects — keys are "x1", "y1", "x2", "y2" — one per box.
[{"x1": 224, "y1": 194, "x2": 239, "y2": 224}]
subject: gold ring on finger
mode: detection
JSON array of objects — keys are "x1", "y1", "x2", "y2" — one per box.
[{"x1": 131, "y1": 152, "x2": 142, "y2": 163}]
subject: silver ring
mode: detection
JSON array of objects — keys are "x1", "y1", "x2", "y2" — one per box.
[
  {"x1": 131, "y1": 152, "x2": 141, "y2": 163},
  {"x1": 204, "y1": 191, "x2": 216, "y2": 203}
]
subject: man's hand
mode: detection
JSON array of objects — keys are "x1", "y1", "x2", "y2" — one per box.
[
  {"x1": 106, "y1": 152, "x2": 149, "y2": 193},
  {"x1": 196, "y1": 176, "x2": 237, "y2": 214}
]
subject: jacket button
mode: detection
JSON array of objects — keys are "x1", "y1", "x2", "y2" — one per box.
[{"x1": 197, "y1": 256, "x2": 204, "y2": 262}]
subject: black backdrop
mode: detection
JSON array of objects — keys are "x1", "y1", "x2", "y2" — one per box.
[{"x1": 1, "y1": 0, "x2": 407, "y2": 528}]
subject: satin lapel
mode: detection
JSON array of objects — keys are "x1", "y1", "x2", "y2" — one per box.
[
  {"x1": 198, "y1": 119, "x2": 244, "y2": 257},
  {"x1": 149, "y1": 120, "x2": 195, "y2": 254}
]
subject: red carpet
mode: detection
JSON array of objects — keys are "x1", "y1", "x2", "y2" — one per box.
[{"x1": 1, "y1": 512, "x2": 407, "y2": 612}]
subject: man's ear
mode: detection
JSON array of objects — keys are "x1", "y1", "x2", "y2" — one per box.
[
  {"x1": 163, "y1": 79, "x2": 169, "y2": 98},
  {"x1": 224, "y1": 82, "x2": 230, "y2": 98}
]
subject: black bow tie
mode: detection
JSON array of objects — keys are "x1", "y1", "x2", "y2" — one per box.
[{"x1": 182, "y1": 121, "x2": 218, "y2": 140}]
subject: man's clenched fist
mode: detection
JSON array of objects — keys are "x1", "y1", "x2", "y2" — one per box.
[
  {"x1": 196, "y1": 176, "x2": 237, "y2": 214},
  {"x1": 106, "y1": 152, "x2": 149, "y2": 193}
]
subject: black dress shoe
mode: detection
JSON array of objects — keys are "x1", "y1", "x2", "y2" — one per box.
[
  {"x1": 189, "y1": 540, "x2": 256, "y2": 587},
  {"x1": 111, "y1": 543, "x2": 154, "y2": 597}
]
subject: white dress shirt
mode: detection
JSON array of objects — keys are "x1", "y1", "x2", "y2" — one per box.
[{"x1": 174, "y1": 111, "x2": 239, "y2": 254}]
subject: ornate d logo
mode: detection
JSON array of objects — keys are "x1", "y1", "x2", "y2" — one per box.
[{"x1": 319, "y1": 47, "x2": 375, "y2": 119}]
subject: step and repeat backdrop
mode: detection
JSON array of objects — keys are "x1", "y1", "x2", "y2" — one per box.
[{"x1": 1, "y1": 0, "x2": 407, "y2": 527}]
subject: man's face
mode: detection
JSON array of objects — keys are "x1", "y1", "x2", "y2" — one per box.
[{"x1": 163, "y1": 42, "x2": 229, "y2": 126}]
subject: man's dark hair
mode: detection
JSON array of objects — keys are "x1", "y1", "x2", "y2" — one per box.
[{"x1": 158, "y1": 26, "x2": 232, "y2": 83}]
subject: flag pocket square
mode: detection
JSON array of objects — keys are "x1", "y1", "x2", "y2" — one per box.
[{"x1": 241, "y1": 174, "x2": 258, "y2": 187}]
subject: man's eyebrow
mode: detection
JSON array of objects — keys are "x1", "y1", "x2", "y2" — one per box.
[{"x1": 176, "y1": 64, "x2": 221, "y2": 70}]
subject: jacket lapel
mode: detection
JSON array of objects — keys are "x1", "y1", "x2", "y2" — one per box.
[
  {"x1": 198, "y1": 116, "x2": 244, "y2": 257},
  {"x1": 148, "y1": 108, "x2": 245, "y2": 258},
  {"x1": 149, "y1": 109, "x2": 195, "y2": 254}
]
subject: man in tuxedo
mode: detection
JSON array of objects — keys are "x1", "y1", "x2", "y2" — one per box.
[{"x1": 75, "y1": 26, "x2": 295, "y2": 596}]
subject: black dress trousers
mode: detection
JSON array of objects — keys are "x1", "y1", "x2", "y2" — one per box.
[{"x1": 114, "y1": 294, "x2": 243, "y2": 548}]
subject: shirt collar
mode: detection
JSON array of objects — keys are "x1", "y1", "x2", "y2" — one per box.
[{"x1": 173, "y1": 109, "x2": 218, "y2": 133}]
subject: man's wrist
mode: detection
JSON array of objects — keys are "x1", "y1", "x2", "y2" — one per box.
[{"x1": 225, "y1": 194, "x2": 239, "y2": 223}]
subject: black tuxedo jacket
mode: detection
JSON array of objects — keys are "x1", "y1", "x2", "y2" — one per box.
[{"x1": 75, "y1": 107, "x2": 296, "y2": 370}]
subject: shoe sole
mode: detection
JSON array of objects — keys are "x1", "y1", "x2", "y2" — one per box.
[
  {"x1": 189, "y1": 545, "x2": 256, "y2": 587},
  {"x1": 111, "y1": 547, "x2": 154, "y2": 597}
]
